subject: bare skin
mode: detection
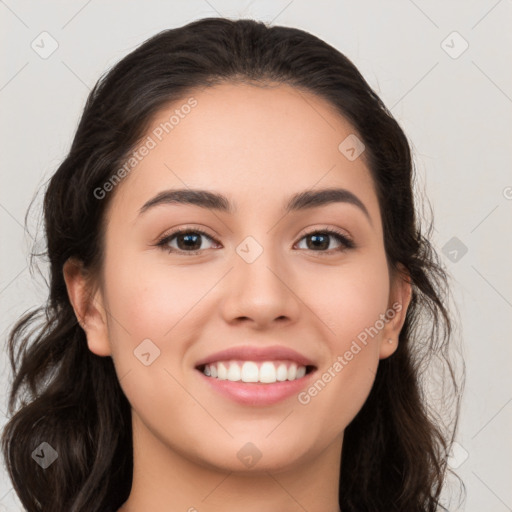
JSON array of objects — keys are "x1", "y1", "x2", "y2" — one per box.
[{"x1": 64, "y1": 82, "x2": 411, "y2": 512}]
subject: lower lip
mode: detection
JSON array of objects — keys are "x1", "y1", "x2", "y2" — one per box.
[{"x1": 196, "y1": 369, "x2": 316, "y2": 406}]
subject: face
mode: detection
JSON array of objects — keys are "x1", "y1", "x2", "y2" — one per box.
[{"x1": 66, "y1": 82, "x2": 410, "y2": 475}]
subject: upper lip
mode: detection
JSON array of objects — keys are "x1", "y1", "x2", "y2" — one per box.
[{"x1": 194, "y1": 345, "x2": 316, "y2": 368}]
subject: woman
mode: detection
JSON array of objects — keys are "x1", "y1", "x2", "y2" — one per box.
[{"x1": 1, "y1": 17, "x2": 463, "y2": 512}]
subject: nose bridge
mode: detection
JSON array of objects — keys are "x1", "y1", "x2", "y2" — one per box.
[{"x1": 220, "y1": 231, "x2": 300, "y2": 326}]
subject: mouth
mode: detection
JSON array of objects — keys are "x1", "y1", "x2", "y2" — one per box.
[
  {"x1": 196, "y1": 360, "x2": 316, "y2": 383},
  {"x1": 194, "y1": 345, "x2": 318, "y2": 406}
]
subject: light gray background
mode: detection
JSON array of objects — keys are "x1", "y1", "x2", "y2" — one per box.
[{"x1": 1, "y1": 1, "x2": 511, "y2": 511}]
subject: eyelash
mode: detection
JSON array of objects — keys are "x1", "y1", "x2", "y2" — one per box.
[{"x1": 155, "y1": 226, "x2": 355, "y2": 256}]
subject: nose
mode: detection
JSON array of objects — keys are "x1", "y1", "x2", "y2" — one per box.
[{"x1": 219, "y1": 238, "x2": 301, "y2": 330}]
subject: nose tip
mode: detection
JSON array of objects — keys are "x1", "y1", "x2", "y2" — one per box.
[{"x1": 219, "y1": 246, "x2": 301, "y2": 328}]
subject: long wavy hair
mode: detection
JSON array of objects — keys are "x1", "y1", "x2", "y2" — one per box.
[{"x1": 1, "y1": 17, "x2": 464, "y2": 512}]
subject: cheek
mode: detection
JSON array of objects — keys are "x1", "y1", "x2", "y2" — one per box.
[
  {"x1": 103, "y1": 249, "x2": 215, "y2": 341},
  {"x1": 297, "y1": 256, "x2": 390, "y2": 425},
  {"x1": 308, "y1": 255, "x2": 391, "y2": 347},
  {"x1": 100, "y1": 252, "x2": 210, "y2": 419}
]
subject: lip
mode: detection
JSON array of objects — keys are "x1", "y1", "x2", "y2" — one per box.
[
  {"x1": 194, "y1": 345, "x2": 316, "y2": 368},
  {"x1": 197, "y1": 368, "x2": 317, "y2": 406},
  {"x1": 194, "y1": 345, "x2": 317, "y2": 406}
]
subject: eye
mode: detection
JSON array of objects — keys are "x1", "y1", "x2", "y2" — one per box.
[
  {"x1": 155, "y1": 227, "x2": 355, "y2": 255},
  {"x1": 156, "y1": 228, "x2": 219, "y2": 255},
  {"x1": 295, "y1": 228, "x2": 355, "y2": 254}
]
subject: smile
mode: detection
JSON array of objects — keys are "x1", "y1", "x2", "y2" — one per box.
[
  {"x1": 200, "y1": 360, "x2": 313, "y2": 383},
  {"x1": 194, "y1": 344, "x2": 317, "y2": 405}
]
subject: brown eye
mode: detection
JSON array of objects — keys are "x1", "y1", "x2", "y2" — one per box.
[
  {"x1": 295, "y1": 229, "x2": 355, "y2": 253},
  {"x1": 157, "y1": 229, "x2": 219, "y2": 254}
]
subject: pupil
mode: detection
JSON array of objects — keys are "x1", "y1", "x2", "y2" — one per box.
[
  {"x1": 179, "y1": 233, "x2": 200, "y2": 250},
  {"x1": 309, "y1": 234, "x2": 328, "y2": 250}
]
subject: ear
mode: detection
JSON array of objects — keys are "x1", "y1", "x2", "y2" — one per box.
[
  {"x1": 63, "y1": 257, "x2": 111, "y2": 357},
  {"x1": 379, "y1": 263, "x2": 412, "y2": 359}
]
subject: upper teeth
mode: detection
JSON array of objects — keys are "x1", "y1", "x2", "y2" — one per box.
[{"x1": 202, "y1": 360, "x2": 307, "y2": 383}]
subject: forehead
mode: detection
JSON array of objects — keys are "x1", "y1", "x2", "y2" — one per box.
[{"x1": 106, "y1": 82, "x2": 379, "y2": 224}]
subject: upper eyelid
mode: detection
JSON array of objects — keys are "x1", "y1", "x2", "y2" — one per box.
[
  {"x1": 163, "y1": 221, "x2": 351, "y2": 236},
  {"x1": 158, "y1": 226, "x2": 218, "y2": 243},
  {"x1": 158, "y1": 225, "x2": 352, "y2": 240}
]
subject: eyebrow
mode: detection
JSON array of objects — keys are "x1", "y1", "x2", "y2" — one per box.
[{"x1": 138, "y1": 187, "x2": 371, "y2": 223}]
